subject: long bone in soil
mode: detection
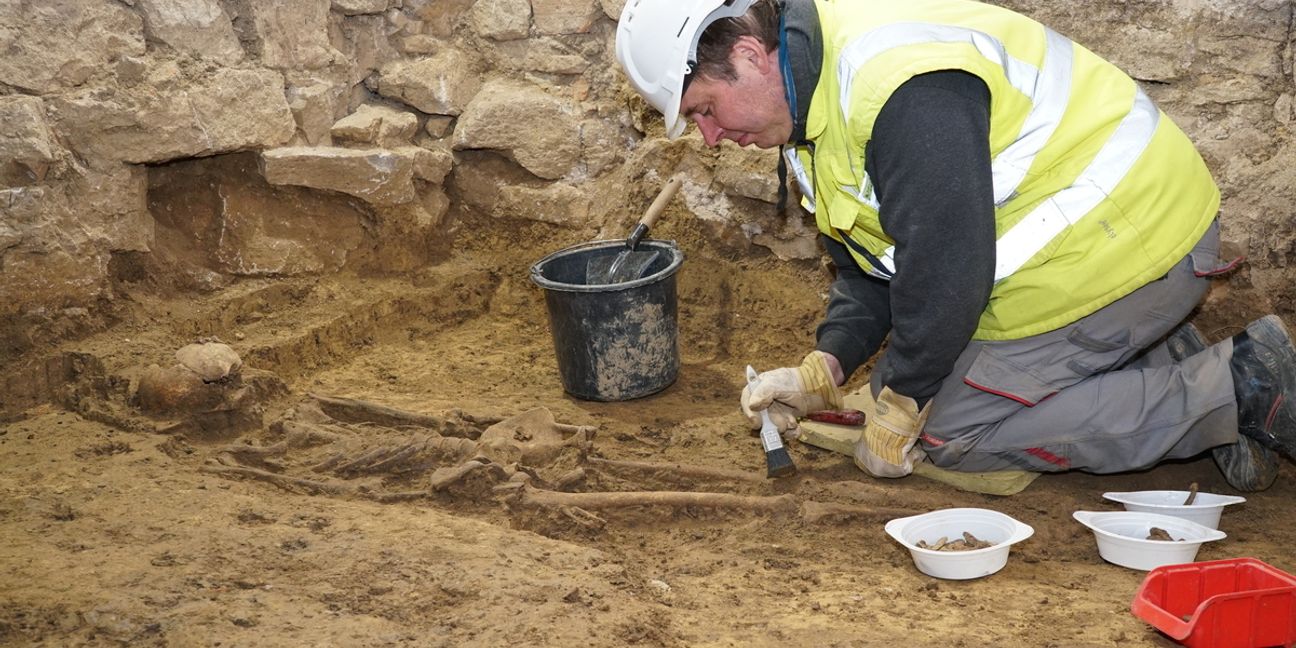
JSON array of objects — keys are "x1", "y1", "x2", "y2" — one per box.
[{"x1": 203, "y1": 395, "x2": 920, "y2": 523}]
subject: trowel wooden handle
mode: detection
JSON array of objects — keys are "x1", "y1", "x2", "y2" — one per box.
[
  {"x1": 640, "y1": 176, "x2": 683, "y2": 229},
  {"x1": 625, "y1": 176, "x2": 683, "y2": 250}
]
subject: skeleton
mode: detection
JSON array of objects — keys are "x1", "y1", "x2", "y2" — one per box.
[{"x1": 203, "y1": 394, "x2": 919, "y2": 527}]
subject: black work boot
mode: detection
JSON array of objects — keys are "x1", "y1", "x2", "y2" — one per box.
[
  {"x1": 1212, "y1": 435, "x2": 1279, "y2": 493},
  {"x1": 1171, "y1": 320, "x2": 1283, "y2": 493},
  {"x1": 1230, "y1": 315, "x2": 1296, "y2": 458},
  {"x1": 1164, "y1": 321, "x2": 1208, "y2": 362}
]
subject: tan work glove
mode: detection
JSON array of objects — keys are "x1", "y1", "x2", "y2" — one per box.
[
  {"x1": 853, "y1": 386, "x2": 930, "y2": 478},
  {"x1": 741, "y1": 351, "x2": 843, "y2": 433}
]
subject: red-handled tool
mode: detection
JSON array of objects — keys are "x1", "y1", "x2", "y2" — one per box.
[{"x1": 806, "y1": 409, "x2": 866, "y2": 426}]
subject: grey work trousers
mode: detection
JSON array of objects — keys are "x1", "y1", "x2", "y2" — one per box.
[{"x1": 914, "y1": 220, "x2": 1239, "y2": 473}]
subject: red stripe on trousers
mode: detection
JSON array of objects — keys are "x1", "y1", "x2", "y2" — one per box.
[
  {"x1": 963, "y1": 377, "x2": 1045, "y2": 407},
  {"x1": 1025, "y1": 446, "x2": 1070, "y2": 469}
]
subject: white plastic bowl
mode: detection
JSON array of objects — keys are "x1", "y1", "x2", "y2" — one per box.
[
  {"x1": 1102, "y1": 490, "x2": 1245, "y2": 530},
  {"x1": 1072, "y1": 510, "x2": 1227, "y2": 571},
  {"x1": 884, "y1": 508, "x2": 1034, "y2": 580}
]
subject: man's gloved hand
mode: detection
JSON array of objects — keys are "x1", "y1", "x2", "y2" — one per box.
[
  {"x1": 741, "y1": 351, "x2": 844, "y2": 433},
  {"x1": 853, "y1": 386, "x2": 930, "y2": 478}
]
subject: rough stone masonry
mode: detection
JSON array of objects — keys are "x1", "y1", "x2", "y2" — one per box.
[{"x1": 0, "y1": 0, "x2": 1292, "y2": 364}]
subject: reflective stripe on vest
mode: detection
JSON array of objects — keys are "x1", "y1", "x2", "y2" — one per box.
[
  {"x1": 994, "y1": 90, "x2": 1159, "y2": 279},
  {"x1": 784, "y1": 145, "x2": 900, "y2": 279},
  {"x1": 832, "y1": 23, "x2": 1159, "y2": 282},
  {"x1": 846, "y1": 238, "x2": 895, "y2": 280},
  {"x1": 783, "y1": 146, "x2": 816, "y2": 212}
]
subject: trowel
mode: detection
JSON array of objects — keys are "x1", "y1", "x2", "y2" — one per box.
[{"x1": 585, "y1": 176, "x2": 684, "y2": 284}]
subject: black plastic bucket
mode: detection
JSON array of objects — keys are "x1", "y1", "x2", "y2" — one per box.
[{"x1": 530, "y1": 239, "x2": 683, "y2": 401}]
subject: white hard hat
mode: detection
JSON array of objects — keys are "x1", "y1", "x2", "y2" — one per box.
[{"x1": 615, "y1": 0, "x2": 756, "y2": 139}]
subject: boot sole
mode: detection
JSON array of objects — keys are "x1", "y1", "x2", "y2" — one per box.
[
  {"x1": 1244, "y1": 314, "x2": 1296, "y2": 458},
  {"x1": 1212, "y1": 435, "x2": 1280, "y2": 492},
  {"x1": 1166, "y1": 322, "x2": 1208, "y2": 361}
]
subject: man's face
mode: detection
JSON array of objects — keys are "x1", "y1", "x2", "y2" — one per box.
[{"x1": 679, "y1": 36, "x2": 792, "y2": 149}]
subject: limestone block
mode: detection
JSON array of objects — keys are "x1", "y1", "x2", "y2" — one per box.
[
  {"x1": 148, "y1": 153, "x2": 367, "y2": 278},
  {"x1": 114, "y1": 56, "x2": 149, "y2": 87},
  {"x1": 377, "y1": 51, "x2": 482, "y2": 116},
  {"x1": 1002, "y1": 0, "x2": 1287, "y2": 85},
  {"x1": 399, "y1": 34, "x2": 440, "y2": 55},
  {"x1": 0, "y1": 216, "x2": 20, "y2": 255},
  {"x1": 1058, "y1": 21, "x2": 1187, "y2": 84},
  {"x1": 1198, "y1": 33, "x2": 1286, "y2": 80},
  {"x1": 472, "y1": 0, "x2": 531, "y2": 40},
  {"x1": 716, "y1": 164, "x2": 779, "y2": 204},
  {"x1": 0, "y1": 247, "x2": 111, "y2": 320},
  {"x1": 331, "y1": 105, "x2": 420, "y2": 146},
  {"x1": 0, "y1": 162, "x2": 150, "y2": 324},
  {"x1": 1190, "y1": 77, "x2": 1273, "y2": 106},
  {"x1": 237, "y1": 0, "x2": 338, "y2": 69},
  {"x1": 453, "y1": 80, "x2": 580, "y2": 180},
  {"x1": 678, "y1": 176, "x2": 736, "y2": 224},
  {"x1": 715, "y1": 146, "x2": 781, "y2": 203},
  {"x1": 213, "y1": 208, "x2": 357, "y2": 277},
  {"x1": 531, "y1": 0, "x2": 601, "y2": 34},
  {"x1": 51, "y1": 68, "x2": 296, "y2": 165},
  {"x1": 397, "y1": 146, "x2": 454, "y2": 183},
  {"x1": 69, "y1": 164, "x2": 153, "y2": 253},
  {"x1": 384, "y1": 7, "x2": 412, "y2": 32},
  {"x1": 136, "y1": 0, "x2": 244, "y2": 64},
  {"x1": 287, "y1": 81, "x2": 345, "y2": 146},
  {"x1": 451, "y1": 164, "x2": 588, "y2": 225},
  {"x1": 499, "y1": 183, "x2": 591, "y2": 225},
  {"x1": 332, "y1": 14, "x2": 400, "y2": 84},
  {"x1": 379, "y1": 111, "x2": 420, "y2": 144},
  {"x1": 3, "y1": 162, "x2": 150, "y2": 255},
  {"x1": 332, "y1": 0, "x2": 391, "y2": 15},
  {"x1": 405, "y1": 0, "x2": 475, "y2": 38},
  {"x1": 330, "y1": 111, "x2": 380, "y2": 144},
  {"x1": 577, "y1": 118, "x2": 624, "y2": 178},
  {"x1": 425, "y1": 116, "x2": 455, "y2": 138},
  {"x1": 424, "y1": 190, "x2": 451, "y2": 228},
  {"x1": 0, "y1": 0, "x2": 145, "y2": 93},
  {"x1": 450, "y1": 154, "x2": 505, "y2": 213},
  {"x1": 751, "y1": 216, "x2": 820, "y2": 262},
  {"x1": 401, "y1": 19, "x2": 426, "y2": 37},
  {"x1": 261, "y1": 146, "x2": 417, "y2": 205},
  {"x1": 0, "y1": 187, "x2": 46, "y2": 233},
  {"x1": 495, "y1": 38, "x2": 589, "y2": 75},
  {"x1": 0, "y1": 97, "x2": 58, "y2": 185},
  {"x1": 1276, "y1": 94, "x2": 1293, "y2": 125},
  {"x1": 345, "y1": 84, "x2": 374, "y2": 115},
  {"x1": 597, "y1": 0, "x2": 624, "y2": 20},
  {"x1": 0, "y1": 185, "x2": 125, "y2": 318}
]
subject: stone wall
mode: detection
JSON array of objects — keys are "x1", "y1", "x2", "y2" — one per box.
[{"x1": 1, "y1": 0, "x2": 1293, "y2": 361}]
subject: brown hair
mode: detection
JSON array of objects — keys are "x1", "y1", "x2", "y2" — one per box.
[{"x1": 692, "y1": 0, "x2": 782, "y2": 82}]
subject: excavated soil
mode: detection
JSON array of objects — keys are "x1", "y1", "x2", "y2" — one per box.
[{"x1": 2, "y1": 215, "x2": 1295, "y2": 648}]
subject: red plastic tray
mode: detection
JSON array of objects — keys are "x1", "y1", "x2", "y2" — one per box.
[{"x1": 1131, "y1": 558, "x2": 1296, "y2": 648}]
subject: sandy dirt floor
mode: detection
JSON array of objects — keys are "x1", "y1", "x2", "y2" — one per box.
[{"x1": 2, "y1": 219, "x2": 1295, "y2": 648}]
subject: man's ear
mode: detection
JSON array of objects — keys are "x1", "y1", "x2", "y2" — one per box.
[{"x1": 731, "y1": 35, "x2": 775, "y2": 74}]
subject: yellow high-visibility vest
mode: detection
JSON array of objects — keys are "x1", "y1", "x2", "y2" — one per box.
[{"x1": 786, "y1": 0, "x2": 1219, "y2": 340}]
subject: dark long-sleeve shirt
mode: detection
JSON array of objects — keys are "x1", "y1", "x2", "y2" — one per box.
[
  {"x1": 814, "y1": 70, "x2": 997, "y2": 403},
  {"x1": 779, "y1": 0, "x2": 997, "y2": 403}
]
